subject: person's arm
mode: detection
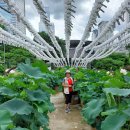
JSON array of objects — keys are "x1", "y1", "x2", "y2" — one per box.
[{"x1": 62, "y1": 82, "x2": 72, "y2": 88}]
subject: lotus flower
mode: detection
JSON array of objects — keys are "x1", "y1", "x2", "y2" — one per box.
[{"x1": 120, "y1": 69, "x2": 127, "y2": 75}]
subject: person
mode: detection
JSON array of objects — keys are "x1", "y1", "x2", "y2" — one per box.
[{"x1": 62, "y1": 70, "x2": 73, "y2": 113}]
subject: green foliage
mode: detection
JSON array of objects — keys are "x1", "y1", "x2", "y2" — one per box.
[
  {"x1": 26, "y1": 89, "x2": 49, "y2": 102},
  {"x1": 82, "y1": 98, "x2": 105, "y2": 124},
  {"x1": 0, "y1": 24, "x2": 5, "y2": 29},
  {"x1": 12, "y1": 128, "x2": 29, "y2": 130},
  {"x1": 103, "y1": 88, "x2": 130, "y2": 97},
  {"x1": 0, "y1": 109, "x2": 12, "y2": 126},
  {"x1": 0, "y1": 30, "x2": 65, "y2": 71},
  {"x1": 74, "y1": 71, "x2": 84, "y2": 80},
  {"x1": 0, "y1": 51, "x2": 130, "y2": 130},
  {"x1": 0, "y1": 87, "x2": 18, "y2": 97},
  {"x1": 0, "y1": 111, "x2": 14, "y2": 130},
  {"x1": 0, "y1": 45, "x2": 36, "y2": 68},
  {"x1": 17, "y1": 63, "x2": 46, "y2": 79},
  {"x1": 0, "y1": 64, "x2": 5, "y2": 74},
  {"x1": 105, "y1": 93, "x2": 116, "y2": 107},
  {"x1": 56, "y1": 36, "x2": 66, "y2": 56},
  {"x1": 92, "y1": 53, "x2": 129, "y2": 70},
  {"x1": 74, "y1": 69, "x2": 130, "y2": 130},
  {"x1": 39, "y1": 32, "x2": 66, "y2": 56},
  {"x1": 32, "y1": 60, "x2": 49, "y2": 73},
  {"x1": 101, "y1": 113, "x2": 128, "y2": 130},
  {"x1": 0, "y1": 98, "x2": 33, "y2": 115},
  {"x1": 38, "y1": 32, "x2": 52, "y2": 45},
  {"x1": 104, "y1": 78, "x2": 126, "y2": 88},
  {"x1": 0, "y1": 61, "x2": 55, "y2": 130}
]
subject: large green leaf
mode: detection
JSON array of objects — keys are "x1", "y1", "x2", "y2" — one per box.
[
  {"x1": 17, "y1": 63, "x2": 45, "y2": 79},
  {"x1": 36, "y1": 113, "x2": 48, "y2": 126},
  {"x1": 103, "y1": 88, "x2": 130, "y2": 97},
  {"x1": 34, "y1": 102, "x2": 55, "y2": 113},
  {"x1": 124, "y1": 75, "x2": 130, "y2": 84},
  {"x1": 82, "y1": 98, "x2": 105, "y2": 124},
  {"x1": 32, "y1": 60, "x2": 49, "y2": 73},
  {"x1": 0, "y1": 125, "x2": 10, "y2": 130},
  {"x1": 104, "y1": 78, "x2": 125, "y2": 88},
  {"x1": 0, "y1": 109, "x2": 12, "y2": 125},
  {"x1": 12, "y1": 127, "x2": 29, "y2": 130},
  {"x1": 42, "y1": 127, "x2": 50, "y2": 130},
  {"x1": 123, "y1": 107, "x2": 130, "y2": 117},
  {"x1": 106, "y1": 93, "x2": 116, "y2": 107},
  {"x1": 5, "y1": 78, "x2": 15, "y2": 84},
  {"x1": 25, "y1": 58, "x2": 31, "y2": 65},
  {"x1": 30, "y1": 122, "x2": 39, "y2": 130},
  {"x1": 27, "y1": 89, "x2": 49, "y2": 102},
  {"x1": 101, "y1": 108, "x2": 117, "y2": 116},
  {"x1": 0, "y1": 87, "x2": 18, "y2": 97},
  {"x1": 0, "y1": 98, "x2": 33, "y2": 115},
  {"x1": 101, "y1": 113, "x2": 128, "y2": 130},
  {"x1": 0, "y1": 109, "x2": 12, "y2": 130}
]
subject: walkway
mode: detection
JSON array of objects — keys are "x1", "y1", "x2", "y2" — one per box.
[{"x1": 49, "y1": 93, "x2": 95, "y2": 130}]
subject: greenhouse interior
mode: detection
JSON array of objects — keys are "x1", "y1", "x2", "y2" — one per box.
[{"x1": 1, "y1": 0, "x2": 130, "y2": 130}]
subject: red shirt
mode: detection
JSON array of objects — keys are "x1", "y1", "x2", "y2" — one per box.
[{"x1": 67, "y1": 78, "x2": 73, "y2": 92}]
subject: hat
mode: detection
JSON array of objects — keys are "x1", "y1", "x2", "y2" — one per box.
[{"x1": 65, "y1": 70, "x2": 71, "y2": 74}]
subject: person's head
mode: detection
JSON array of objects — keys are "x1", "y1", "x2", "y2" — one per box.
[{"x1": 65, "y1": 70, "x2": 71, "y2": 78}]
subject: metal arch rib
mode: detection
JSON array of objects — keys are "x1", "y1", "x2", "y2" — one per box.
[
  {"x1": 0, "y1": 28, "x2": 59, "y2": 62},
  {"x1": 81, "y1": 0, "x2": 130, "y2": 65},
  {"x1": 83, "y1": 32, "x2": 130, "y2": 66},
  {"x1": 0, "y1": 29, "x2": 52, "y2": 62},
  {"x1": 0, "y1": 14, "x2": 60, "y2": 64},
  {"x1": 77, "y1": 0, "x2": 130, "y2": 65},
  {"x1": 3, "y1": 0, "x2": 60, "y2": 61},
  {"x1": 64, "y1": 0, "x2": 76, "y2": 65},
  {"x1": 73, "y1": 0, "x2": 109, "y2": 64},
  {"x1": 32, "y1": 0, "x2": 66, "y2": 65}
]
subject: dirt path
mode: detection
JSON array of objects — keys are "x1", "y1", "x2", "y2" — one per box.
[{"x1": 49, "y1": 93, "x2": 94, "y2": 130}]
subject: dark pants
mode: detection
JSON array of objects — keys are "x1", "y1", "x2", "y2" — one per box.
[{"x1": 65, "y1": 92, "x2": 73, "y2": 104}]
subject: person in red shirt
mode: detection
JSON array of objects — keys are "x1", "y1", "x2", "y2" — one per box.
[{"x1": 62, "y1": 70, "x2": 73, "y2": 113}]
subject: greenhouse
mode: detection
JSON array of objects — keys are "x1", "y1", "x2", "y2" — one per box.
[{"x1": 0, "y1": 0, "x2": 130, "y2": 130}]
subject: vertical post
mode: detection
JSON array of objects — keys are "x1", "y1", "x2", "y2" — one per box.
[{"x1": 4, "y1": 42, "x2": 5, "y2": 65}]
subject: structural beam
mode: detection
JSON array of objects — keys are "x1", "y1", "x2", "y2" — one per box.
[
  {"x1": 73, "y1": 0, "x2": 109, "y2": 64},
  {"x1": 32, "y1": 0, "x2": 66, "y2": 65},
  {"x1": 64, "y1": 0, "x2": 76, "y2": 65},
  {"x1": 77, "y1": 0, "x2": 130, "y2": 65},
  {"x1": 3, "y1": 0, "x2": 60, "y2": 61}
]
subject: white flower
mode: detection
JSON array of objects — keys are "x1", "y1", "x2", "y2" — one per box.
[
  {"x1": 106, "y1": 71, "x2": 113, "y2": 76},
  {"x1": 106, "y1": 71, "x2": 110, "y2": 75},
  {"x1": 10, "y1": 70, "x2": 16, "y2": 74},
  {"x1": 120, "y1": 69, "x2": 127, "y2": 75}
]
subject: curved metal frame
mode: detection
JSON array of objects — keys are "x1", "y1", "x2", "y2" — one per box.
[{"x1": 0, "y1": 0, "x2": 130, "y2": 67}]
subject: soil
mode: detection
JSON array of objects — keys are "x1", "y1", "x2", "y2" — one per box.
[{"x1": 49, "y1": 92, "x2": 95, "y2": 130}]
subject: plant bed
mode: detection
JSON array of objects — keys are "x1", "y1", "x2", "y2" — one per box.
[
  {"x1": 0, "y1": 61, "x2": 55, "y2": 130},
  {"x1": 74, "y1": 69, "x2": 130, "y2": 130}
]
